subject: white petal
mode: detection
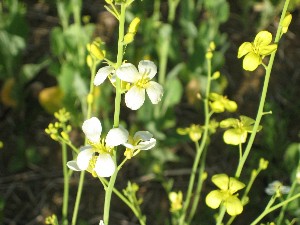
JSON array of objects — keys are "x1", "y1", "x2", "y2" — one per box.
[
  {"x1": 99, "y1": 220, "x2": 105, "y2": 225},
  {"x1": 125, "y1": 86, "x2": 145, "y2": 110},
  {"x1": 123, "y1": 143, "x2": 135, "y2": 149},
  {"x1": 94, "y1": 154, "x2": 116, "y2": 177},
  {"x1": 105, "y1": 126, "x2": 129, "y2": 147},
  {"x1": 77, "y1": 147, "x2": 94, "y2": 170},
  {"x1": 82, "y1": 117, "x2": 102, "y2": 143},
  {"x1": 67, "y1": 161, "x2": 82, "y2": 171},
  {"x1": 116, "y1": 63, "x2": 140, "y2": 83},
  {"x1": 137, "y1": 138, "x2": 156, "y2": 150},
  {"x1": 138, "y1": 60, "x2": 157, "y2": 79},
  {"x1": 94, "y1": 66, "x2": 114, "y2": 86},
  {"x1": 133, "y1": 131, "x2": 153, "y2": 141},
  {"x1": 146, "y1": 81, "x2": 163, "y2": 104}
]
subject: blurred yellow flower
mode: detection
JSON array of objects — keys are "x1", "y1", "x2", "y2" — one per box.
[{"x1": 238, "y1": 31, "x2": 277, "y2": 71}]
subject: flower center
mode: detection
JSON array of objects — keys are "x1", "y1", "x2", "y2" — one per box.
[
  {"x1": 92, "y1": 139, "x2": 113, "y2": 154},
  {"x1": 135, "y1": 76, "x2": 150, "y2": 88}
]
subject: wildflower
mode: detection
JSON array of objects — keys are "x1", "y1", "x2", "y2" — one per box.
[
  {"x1": 205, "y1": 174, "x2": 245, "y2": 216},
  {"x1": 169, "y1": 191, "x2": 183, "y2": 212},
  {"x1": 123, "y1": 131, "x2": 156, "y2": 159},
  {"x1": 67, "y1": 117, "x2": 128, "y2": 177},
  {"x1": 177, "y1": 124, "x2": 204, "y2": 142},
  {"x1": 209, "y1": 93, "x2": 237, "y2": 113},
  {"x1": 116, "y1": 60, "x2": 163, "y2": 110},
  {"x1": 238, "y1": 31, "x2": 277, "y2": 71},
  {"x1": 94, "y1": 66, "x2": 115, "y2": 86},
  {"x1": 220, "y1": 115, "x2": 262, "y2": 145},
  {"x1": 265, "y1": 181, "x2": 290, "y2": 196},
  {"x1": 99, "y1": 220, "x2": 105, "y2": 225}
]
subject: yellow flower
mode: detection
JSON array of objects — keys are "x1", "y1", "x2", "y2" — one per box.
[
  {"x1": 238, "y1": 31, "x2": 277, "y2": 71},
  {"x1": 282, "y1": 12, "x2": 292, "y2": 34},
  {"x1": 220, "y1": 115, "x2": 262, "y2": 145},
  {"x1": 169, "y1": 191, "x2": 183, "y2": 212},
  {"x1": 205, "y1": 174, "x2": 245, "y2": 216},
  {"x1": 209, "y1": 93, "x2": 237, "y2": 113},
  {"x1": 177, "y1": 124, "x2": 203, "y2": 142}
]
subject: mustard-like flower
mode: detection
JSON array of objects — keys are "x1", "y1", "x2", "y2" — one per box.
[
  {"x1": 205, "y1": 174, "x2": 245, "y2": 216},
  {"x1": 238, "y1": 31, "x2": 277, "y2": 71},
  {"x1": 209, "y1": 93, "x2": 237, "y2": 113},
  {"x1": 220, "y1": 115, "x2": 262, "y2": 145}
]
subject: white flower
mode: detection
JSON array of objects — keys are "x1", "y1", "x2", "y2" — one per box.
[
  {"x1": 94, "y1": 66, "x2": 115, "y2": 86},
  {"x1": 67, "y1": 117, "x2": 129, "y2": 177},
  {"x1": 99, "y1": 220, "x2": 105, "y2": 225},
  {"x1": 265, "y1": 180, "x2": 291, "y2": 195},
  {"x1": 116, "y1": 60, "x2": 163, "y2": 110},
  {"x1": 124, "y1": 131, "x2": 156, "y2": 150}
]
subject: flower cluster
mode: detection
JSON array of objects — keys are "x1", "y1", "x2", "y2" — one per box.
[
  {"x1": 67, "y1": 117, "x2": 156, "y2": 177},
  {"x1": 94, "y1": 60, "x2": 163, "y2": 110}
]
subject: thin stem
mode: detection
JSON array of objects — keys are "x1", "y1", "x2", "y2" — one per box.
[
  {"x1": 235, "y1": 0, "x2": 290, "y2": 178},
  {"x1": 179, "y1": 54, "x2": 212, "y2": 225},
  {"x1": 103, "y1": 3, "x2": 126, "y2": 225},
  {"x1": 250, "y1": 192, "x2": 300, "y2": 225},
  {"x1": 71, "y1": 171, "x2": 85, "y2": 225},
  {"x1": 61, "y1": 142, "x2": 69, "y2": 225},
  {"x1": 187, "y1": 145, "x2": 208, "y2": 223},
  {"x1": 216, "y1": 205, "x2": 226, "y2": 225},
  {"x1": 71, "y1": 45, "x2": 98, "y2": 225}
]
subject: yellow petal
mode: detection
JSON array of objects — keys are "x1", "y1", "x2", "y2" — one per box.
[
  {"x1": 210, "y1": 101, "x2": 225, "y2": 113},
  {"x1": 259, "y1": 44, "x2": 277, "y2": 56},
  {"x1": 228, "y1": 177, "x2": 246, "y2": 193},
  {"x1": 243, "y1": 52, "x2": 261, "y2": 71},
  {"x1": 254, "y1": 31, "x2": 273, "y2": 47},
  {"x1": 237, "y1": 42, "x2": 252, "y2": 58},
  {"x1": 282, "y1": 13, "x2": 292, "y2": 33},
  {"x1": 212, "y1": 174, "x2": 229, "y2": 190},
  {"x1": 224, "y1": 195, "x2": 243, "y2": 216},
  {"x1": 223, "y1": 129, "x2": 247, "y2": 145},
  {"x1": 205, "y1": 190, "x2": 223, "y2": 209}
]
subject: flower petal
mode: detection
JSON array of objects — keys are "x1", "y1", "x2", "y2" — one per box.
[
  {"x1": 138, "y1": 60, "x2": 157, "y2": 79},
  {"x1": 137, "y1": 138, "x2": 156, "y2": 150},
  {"x1": 146, "y1": 81, "x2": 163, "y2": 104},
  {"x1": 82, "y1": 117, "x2": 102, "y2": 143},
  {"x1": 67, "y1": 161, "x2": 82, "y2": 171},
  {"x1": 242, "y1": 52, "x2": 261, "y2": 71},
  {"x1": 237, "y1": 42, "x2": 252, "y2": 58},
  {"x1": 254, "y1": 30, "x2": 273, "y2": 47},
  {"x1": 94, "y1": 154, "x2": 116, "y2": 177},
  {"x1": 106, "y1": 126, "x2": 129, "y2": 147},
  {"x1": 223, "y1": 128, "x2": 247, "y2": 145},
  {"x1": 116, "y1": 63, "x2": 140, "y2": 83},
  {"x1": 94, "y1": 66, "x2": 114, "y2": 86},
  {"x1": 224, "y1": 196, "x2": 243, "y2": 216},
  {"x1": 125, "y1": 85, "x2": 145, "y2": 110},
  {"x1": 229, "y1": 177, "x2": 246, "y2": 194},
  {"x1": 77, "y1": 147, "x2": 94, "y2": 170},
  {"x1": 259, "y1": 44, "x2": 277, "y2": 56},
  {"x1": 133, "y1": 131, "x2": 153, "y2": 141},
  {"x1": 205, "y1": 190, "x2": 223, "y2": 209},
  {"x1": 212, "y1": 174, "x2": 230, "y2": 191}
]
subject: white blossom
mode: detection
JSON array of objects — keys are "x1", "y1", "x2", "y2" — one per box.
[
  {"x1": 124, "y1": 131, "x2": 156, "y2": 150},
  {"x1": 116, "y1": 60, "x2": 163, "y2": 110},
  {"x1": 265, "y1": 180, "x2": 291, "y2": 195},
  {"x1": 67, "y1": 117, "x2": 129, "y2": 177}
]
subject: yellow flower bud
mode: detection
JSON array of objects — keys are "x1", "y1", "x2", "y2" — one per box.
[
  {"x1": 123, "y1": 33, "x2": 135, "y2": 45},
  {"x1": 128, "y1": 17, "x2": 141, "y2": 34},
  {"x1": 259, "y1": 158, "x2": 269, "y2": 170},
  {"x1": 0, "y1": 141, "x2": 3, "y2": 149},
  {"x1": 206, "y1": 51, "x2": 213, "y2": 59},
  {"x1": 61, "y1": 131, "x2": 69, "y2": 141},
  {"x1": 86, "y1": 55, "x2": 93, "y2": 68},
  {"x1": 90, "y1": 43, "x2": 105, "y2": 60},
  {"x1": 282, "y1": 13, "x2": 292, "y2": 34},
  {"x1": 209, "y1": 42, "x2": 216, "y2": 51},
  {"x1": 87, "y1": 93, "x2": 94, "y2": 105},
  {"x1": 211, "y1": 71, "x2": 220, "y2": 80}
]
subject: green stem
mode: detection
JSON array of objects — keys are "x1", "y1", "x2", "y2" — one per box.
[
  {"x1": 71, "y1": 171, "x2": 85, "y2": 225},
  {"x1": 187, "y1": 145, "x2": 208, "y2": 223},
  {"x1": 103, "y1": 4, "x2": 126, "y2": 225},
  {"x1": 250, "y1": 192, "x2": 300, "y2": 225},
  {"x1": 62, "y1": 142, "x2": 69, "y2": 225},
  {"x1": 71, "y1": 45, "x2": 98, "y2": 225},
  {"x1": 235, "y1": 0, "x2": 290, "y2": 178},
  {"x1": 179, "y1": 54, "x2": 212, "y2": 225},
  {"x1": 216, "y1": 205, "x2": 226, "y2": 225}
]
